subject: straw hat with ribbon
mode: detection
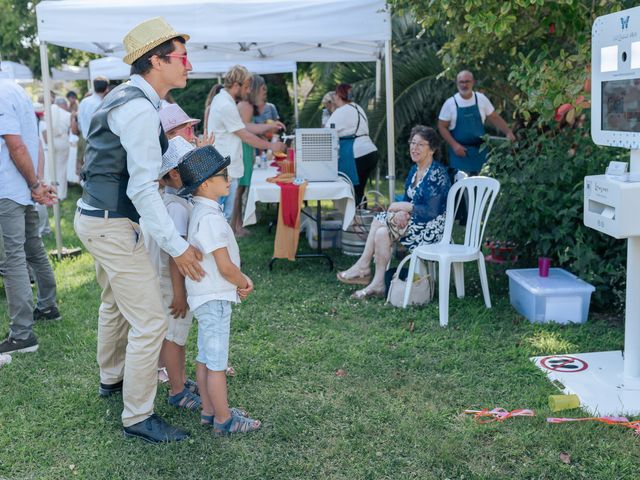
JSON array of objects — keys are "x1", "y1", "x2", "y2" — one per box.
[{"x1": 123, "y1": 17, "x2": 190, "y2": 65}]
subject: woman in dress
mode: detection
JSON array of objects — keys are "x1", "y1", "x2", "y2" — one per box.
[{"x1": 337, "y1": 125, "x2": 451, "y2": 299}]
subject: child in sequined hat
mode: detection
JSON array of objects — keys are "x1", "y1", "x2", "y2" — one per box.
[{"x1": 178, "y1": 145, "x2": 261, "y2": 436}]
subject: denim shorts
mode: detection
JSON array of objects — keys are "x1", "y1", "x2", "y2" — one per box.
[{"x1": 194, "y1": 300, "x2": 231, "y2": 371}]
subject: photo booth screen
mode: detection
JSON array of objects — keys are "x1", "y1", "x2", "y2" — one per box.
[{"x1": 602, "y1": 79, "x2": 640, "y2": 132}]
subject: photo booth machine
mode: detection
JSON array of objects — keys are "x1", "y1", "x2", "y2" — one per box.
[{"x1": 533, "y1": 6, "x2": 640, "y2": 416}]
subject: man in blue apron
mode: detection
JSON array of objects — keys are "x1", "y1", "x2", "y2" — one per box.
[{"x1": 438, "y1": 70, "x2": 515, "y2": 176}]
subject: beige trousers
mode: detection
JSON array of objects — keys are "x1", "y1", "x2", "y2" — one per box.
[{"x1": 74, "y1": 211, "x2": 167, "y2": 427}]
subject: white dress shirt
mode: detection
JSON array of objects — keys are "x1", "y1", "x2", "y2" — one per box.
[
  {"x1": 206, "y1": 89, "x2": 245, "y2": 179},
  {"x1": 0, "y1": 79, "x2": 39, "y2": 205},
  {"x1": 80, "y1": 74, "x2": 188, "y2": 258}
]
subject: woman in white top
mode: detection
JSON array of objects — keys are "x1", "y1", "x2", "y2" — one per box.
[{"x1": 328, "y1": 83, "x2": 378, "y2": 205}]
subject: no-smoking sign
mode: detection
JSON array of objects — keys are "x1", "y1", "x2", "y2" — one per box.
[{"x1": 540, "y1": 355, "x2": 589, "y2": 373}]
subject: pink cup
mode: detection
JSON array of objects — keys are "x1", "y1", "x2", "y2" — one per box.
[{"x1": 538, "y1": 257, "x2": 551, "y2": 277}]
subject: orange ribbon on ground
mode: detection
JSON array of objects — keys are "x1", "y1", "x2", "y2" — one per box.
[
  {"x1": 547, "y1": 416, "x2": 640, "y2": 435},
  {"x1": 464, "y1": 408, "x2": 535, "y2": 423}
]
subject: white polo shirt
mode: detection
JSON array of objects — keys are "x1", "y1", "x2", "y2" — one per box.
[
  {"x1": 0, "y1": 79, "x2": 39, "y2": 205},
  {"x1": 206, "y1": 89, "x2": 245, "y2": 179},
  {"x1": 186, "y1": 196, "x2": 241, "y2": 310},
  {"x1": 438, "y1": 92, "x2": 495, "y2": 130}
]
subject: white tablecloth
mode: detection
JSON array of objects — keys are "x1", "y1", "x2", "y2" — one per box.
[{"x1": 242, "y1": 167, "x2": 355, "y2": 230}]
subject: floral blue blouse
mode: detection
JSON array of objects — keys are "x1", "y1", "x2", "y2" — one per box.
[
  {"x1": 404, "y1": 161, "x2": 450, "y2": 223},
  {"x1": 376, "y1": 160, "x2": 451, "y2": 251}
]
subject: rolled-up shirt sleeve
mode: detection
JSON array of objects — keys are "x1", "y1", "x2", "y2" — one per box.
[{"x1": 108, "y1": 98, "x2": 188, "y2": 258}]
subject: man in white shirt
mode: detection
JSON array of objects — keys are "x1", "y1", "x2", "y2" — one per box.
[
  {"x1": 0, "y1": 78, "x2": 59, "y2": 356},
  {"x1": 41, "y1": 97, "x2": 78, "y2": 200},
  {"x1": 438, "y1": 70, "x2": 515, "y2": 174},
  {"x1": 73, "y1": 17, "x2": 204, "y2": 444},
  {"x1": 78, "y1": 76, "x2": 109, "y2": 139},
  {"x1": 206, "y1": 65, "x2": 285, "y2": 224}
]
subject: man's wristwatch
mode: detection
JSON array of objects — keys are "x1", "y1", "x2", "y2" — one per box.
[{"x1": 29, "y1": 180, "x2": 41, "y2": 191}]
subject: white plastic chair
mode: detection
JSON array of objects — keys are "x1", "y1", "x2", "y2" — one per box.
[{"x1": 401, "y1": 176, "x2": 500, "y2": 326}]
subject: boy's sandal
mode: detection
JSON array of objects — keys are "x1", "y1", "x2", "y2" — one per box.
[
  {"x1": 168, "y1": 388, "x2": 201, "y2": 411},
  {"x1": 213, "y1": 411, "x2": 261, "y2": 436},
  {"x1": 184, "y1": 379, "x2": 199, "y2": 396},
  {"x1": 201, "y1": 407, "x2": 249, "y2": 425}
]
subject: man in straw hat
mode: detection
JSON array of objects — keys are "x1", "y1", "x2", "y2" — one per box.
[{"x1": 74, "y1": 17, "x2": 204, "y2": 443}]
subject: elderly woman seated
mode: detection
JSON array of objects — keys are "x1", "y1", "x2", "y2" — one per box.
[{"x1": 337, "y1": 125, "x2": 451, "y2": 299}]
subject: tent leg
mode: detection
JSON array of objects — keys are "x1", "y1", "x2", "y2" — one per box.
[
  {"x1": 39, "y1": 41, "x2": 63, "y2": 261},
  {"x1": 384, "y1": 40, "x2": 395, "y2": 201},
  {"x1": 375, "y1": 59, "x2": 382, "y2": 200},
  {"x1": 292, "y1": 70, "x2": 299, "y2": 128}
]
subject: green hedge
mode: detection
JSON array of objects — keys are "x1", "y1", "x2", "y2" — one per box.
[{"x1": 483, "y1": 119, "x2": 628, "y2": 312}]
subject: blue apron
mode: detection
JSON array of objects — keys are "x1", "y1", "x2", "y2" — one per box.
[
  {"x1": 448, "y1": 93, "x2": 487, "y2": 173},
  {"x1": 337, "y1": 104, "x2": 363, "y2": 186}
]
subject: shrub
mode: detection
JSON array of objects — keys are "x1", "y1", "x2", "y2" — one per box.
[{"x1": 483, "y1": 118, "x2": 628, "y2": 312}]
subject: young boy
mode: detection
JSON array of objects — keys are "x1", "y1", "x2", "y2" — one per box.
[
  {"x1": 141, "y1": 136, "x2": 200, "y2": 411},
  {"x1": 177, "y1": 145, "x2": 261, "y2": 435}
]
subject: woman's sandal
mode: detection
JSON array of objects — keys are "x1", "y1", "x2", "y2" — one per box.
[
  {"x1": 201, "y1": 408, "x2": 249, "y2": 425},
  {"x1": 213, "y1": 411, "x2": 261, "y2": 436},
  {"x1": 336, "y1": 267, "x2": 372, "y2": 285},
  {"x1": 184, "y1": 379, "x2": 199, "y2": 396},
  {"x1": 351, "y1": 287, "x2": 385, "y2": 300},
  {"x1": 167, "y1": 388, "x2": 201, "y2": 411}
]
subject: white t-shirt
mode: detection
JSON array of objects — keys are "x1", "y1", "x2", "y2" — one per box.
[
  {"x1": 0, "y1": 79, "x2": 39, "y2": 205},
  {"x1": 438, "y1": 92, "x2": 495, "y2": 130},
  {"x1": 328, "y1": 103, "x2": 378, "y2": 158},
  {"x1": 206, "y1": 89, "x2": 245, "y2": 179},
  {"x1": 77, "y1": 93, "x2": 103, "y2": 138},
  {"x1": 142, "y1": 190, "x2": 191, "y2": 284},
  {"x1": 186, "y1": 196, "x2": 241, "y2": 309}
]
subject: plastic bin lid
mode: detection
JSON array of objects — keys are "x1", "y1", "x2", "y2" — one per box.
[{"x1": 506, "y1": 268, "x2": 595, "y2": 294}]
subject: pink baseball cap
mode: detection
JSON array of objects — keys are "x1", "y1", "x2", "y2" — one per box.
[{"x1": 159, "y1": 103, "x2": 201, "y2": 133}]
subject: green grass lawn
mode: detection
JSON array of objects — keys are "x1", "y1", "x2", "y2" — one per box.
[{"x1": 1, "y1": 185, "x2": 639, "y2": 479}]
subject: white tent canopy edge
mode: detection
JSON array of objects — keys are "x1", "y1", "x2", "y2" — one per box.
[{"x1": 36, "y1": 0, "x2": 396, "y2": 258}]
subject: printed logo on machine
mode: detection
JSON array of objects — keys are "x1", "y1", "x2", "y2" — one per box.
[{"x1": 621, "y1": 15, "x2": 630, "y2": 31}]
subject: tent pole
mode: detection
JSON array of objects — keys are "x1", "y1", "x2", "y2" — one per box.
[
  {"x1": 292, "y1": 69, "x2": 299, "y2": 128},
  {"x1": 39, "y1": 41, "x2": 63, "y2": 261},
  {"x1": 375, "y1": 59, "x2": 382, "y2": 105},
  {"x1": 384, "y1": 40, "x2": 395, "y2": 201},
  {"x1": 375, "y1": 58, "x2": 382, "y2": 198}
]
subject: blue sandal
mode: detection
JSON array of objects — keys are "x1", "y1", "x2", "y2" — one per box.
[
  {"x1": 184, "y1": 379, "x2": 199, "y2": 396},
  {"x1": 213, "y1": 411, "x2": 261, "y2": 436},
  {"x1": 168, "y1": 388, "x2": 201, "y2": 411},
  {"x1": 201, "y1": 407, "x2": 249, "y2": 425}
]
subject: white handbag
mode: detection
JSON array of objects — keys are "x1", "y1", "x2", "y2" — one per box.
[{"x1": 386, "y1": 255, "x2": 434, "y2": 307}]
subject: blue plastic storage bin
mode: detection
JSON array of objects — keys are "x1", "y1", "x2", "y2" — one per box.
[{"x1": 505, "y1": 268, "x2": 595, "y2": 324}]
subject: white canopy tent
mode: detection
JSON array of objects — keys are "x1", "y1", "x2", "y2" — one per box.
[
  {"x1": 36, "y1": 0, "x2": 395, "y2": 257},
  {"x1": 51, "y1": 64, "x2": 89, "y2": 81},
  {"x1": 88, "y1": 56, "x2": 297, "y2": 82},
  {"x1": 0, "y1": 61, "x2": 34, "y2": 83}
]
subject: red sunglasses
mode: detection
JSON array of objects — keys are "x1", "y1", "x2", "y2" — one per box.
[{"x1": 165, "y1": 53, "x2": 189, "y2": 67}]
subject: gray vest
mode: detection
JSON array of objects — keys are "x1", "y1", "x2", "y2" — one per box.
[{"x1": 80, "y1": 83, "x2": 168, "y2": 223}]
